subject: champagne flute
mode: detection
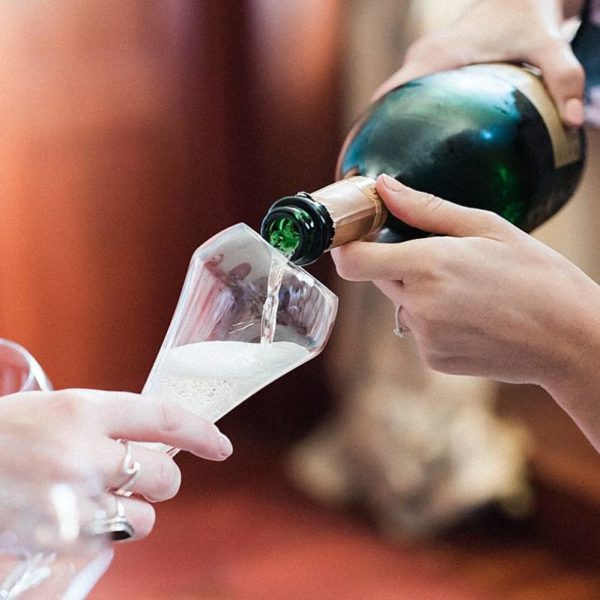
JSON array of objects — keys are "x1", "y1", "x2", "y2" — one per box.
[
  {"x1": 141, "y1": 223, "x2": 338, "y2": 454},
  {"x1": 0, "y1": 339, "x2": 52, "y2": 394}
]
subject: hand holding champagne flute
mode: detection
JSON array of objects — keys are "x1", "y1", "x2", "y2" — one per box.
[{"x1": 0, "y1": 339, "x2": 233, "y2": 598}]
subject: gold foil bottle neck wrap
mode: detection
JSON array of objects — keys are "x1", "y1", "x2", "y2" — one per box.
[{"x1": 309, "y1": 176, "x2": 387, "y2": 248}]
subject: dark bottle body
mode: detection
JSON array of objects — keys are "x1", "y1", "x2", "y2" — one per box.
[
  {"x1": 261, "y1": 64, "x2": 586, "y2": 265},
  {"x1": 336, "y1": 64, "x2": 585, "y2": 244}
]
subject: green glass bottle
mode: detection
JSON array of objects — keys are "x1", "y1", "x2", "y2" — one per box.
[{"x1": 260, "y1": 63, "x2": 586, "y2": 266}]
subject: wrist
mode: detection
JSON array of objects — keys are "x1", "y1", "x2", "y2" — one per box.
[{"x1": 540, "y1": 290, "x2": 600, "y2": 449}]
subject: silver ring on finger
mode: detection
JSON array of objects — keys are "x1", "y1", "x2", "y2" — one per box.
[
  {"x1": 113, "y1": 439, "x2": 141, "y2": 498},
  {"x1": 393, "y1": 304, "x2": 410, "y2": 338},
  {"x1": 89, "y1": 497, "x2": 135, "y2": 541}
]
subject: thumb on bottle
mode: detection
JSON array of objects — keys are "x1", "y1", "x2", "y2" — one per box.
[
  {"x1": 531, "y1": 41, "x2": 585, "y2": 127},
  {"x1": 376, "y1": 174, "x2": 505, "y2": 238}
]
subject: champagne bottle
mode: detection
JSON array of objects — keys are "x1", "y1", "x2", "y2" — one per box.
[{"x1": 260, "y1": 63, "x2": 586, "y2": 266}]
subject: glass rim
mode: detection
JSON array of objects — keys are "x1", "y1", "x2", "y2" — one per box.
[
  {"x1": 0, "y1": 338, "x2": 52, "y2": 393},
  {"x1": 193, "y1": 222, "x2": 339, "y2": 305}
]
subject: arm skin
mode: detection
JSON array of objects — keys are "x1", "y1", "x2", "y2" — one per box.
[
  {"x1": 374, "y1": 0, "x2": 586, "y2": 126},
  {"x1": 332, "y1": 175, "x2": 600, "y2": 452}
]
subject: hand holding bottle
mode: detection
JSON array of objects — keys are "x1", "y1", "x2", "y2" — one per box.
[
  {"x1": 374, "y1": 0, "x2": 586, "y2": 126},
  {"x1": 262, "y1": 2, "x2": 588, "y2": 266},
  {"x1": 331, "y1": 174, "x2": 600, "y2": 451}
]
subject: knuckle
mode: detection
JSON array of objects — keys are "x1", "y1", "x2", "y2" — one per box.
[
  {"x1": 478, "y1": 210, "x2": 506, "y2": 230},
  {"x1": 49, "y1": 390, "x2": 93, "y2": 425},
  {"x1": 419, "y1": 192, "x2": 445, "y2": 216},
  {"x1": 36, "y1": 436, "x2": 86, "y2": 479},
  {"x1": 157, "y1": 401, "x2": 183, "y2": 434},
  {"x1": 462, "y1": 208, "x2": 509, "y2": 238},
  {"x1": 151, "y1": 459, "x2": 180, "y2": 501},
  {"x1": 414, "y1": 247, "x2": 446, "y2": 277}
]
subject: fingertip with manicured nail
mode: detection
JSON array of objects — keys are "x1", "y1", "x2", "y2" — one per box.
[{"x1": 218, "y1": 433, "x2": 233, "y2": 459}]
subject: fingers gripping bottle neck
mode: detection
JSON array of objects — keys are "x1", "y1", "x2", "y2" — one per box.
[{"x1": 260, "y1": 176, "x2": 387, "y2": 266}]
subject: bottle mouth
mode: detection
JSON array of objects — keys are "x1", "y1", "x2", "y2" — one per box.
[
  {"x1": 260, "y1": 194, "x2": 333, "y2": 266},
  {"x1": 264, "y1": 214, "x2": 302, "y2": 259}
]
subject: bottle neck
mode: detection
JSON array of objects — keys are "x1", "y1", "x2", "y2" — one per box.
[
  {"x1": 261, "y1": 176, "x2": 385, "y2": 266},
  {"x1": 310, "y1": 176, "x2": 385, "y2": 246}
]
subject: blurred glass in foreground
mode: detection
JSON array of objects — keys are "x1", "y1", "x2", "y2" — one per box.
[{"x1": 0, "y1": 340, "x2": 113, "y2": 599}]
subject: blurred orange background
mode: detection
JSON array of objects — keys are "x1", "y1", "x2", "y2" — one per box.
[
  {"x1": 0, "y1": 0, "x2": 341, "y2": 442},
  {"x1": 3, "y1": 1, "x2": 600, "y2": 598}
]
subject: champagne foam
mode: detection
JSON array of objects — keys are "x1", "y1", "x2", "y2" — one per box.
[{"x1": 144, "y1": 341, "x2": 309, "y2": 424}]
